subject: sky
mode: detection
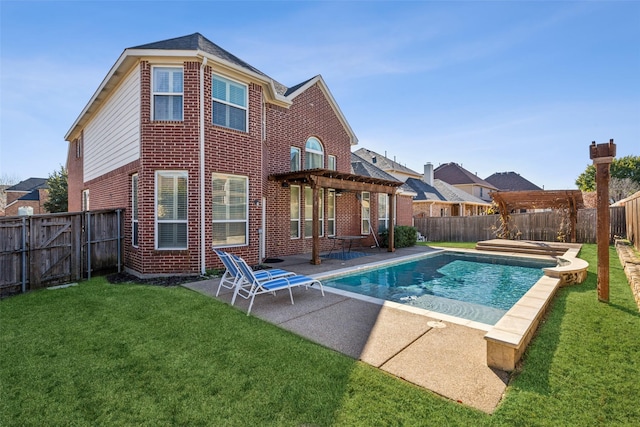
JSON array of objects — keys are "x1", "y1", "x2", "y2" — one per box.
[{"x1": 1, "y1": 1, "x2": 639, "y2": 190}]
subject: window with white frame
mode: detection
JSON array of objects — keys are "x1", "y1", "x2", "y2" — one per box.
[
  {"x1": 328, "y1": 155, "x2": 337, "y2": 171},
  {"x1": 304, "y1": 137, "x2": 324, "y2": 169},
  {"x1": 212, "y1": 74, "x2": 247, "y2": 132},
  {"x1": 361, "y1": 191, "x2": 370, "y2": 234},
  {"x1": 212, "y1": 173, "x2": 248, "y2": 247},
  {"x1": 156, "y1": 171, "x2": 188, "y2": 249},
  {"x1": 378, "y1": 193, "x2": 389, "y2": 232},
  {"x1": 132, "y1": 174, "x2": 139, "y2": 247},
  {"x1": 290, "y1": 185, "x2": 300, "y2": 239},
  {"x1": 327, "y1": 189, "x2": 336, "y2": 236},
  {"x1": 153, "y1": 67, "x2": 183, "y2": 121},
  {"x1": 290, "y1": 147, "x2": 301, "y2": 172},
  {"x1": 81, "y1": 189, "x2": 90, "y2": 211},
  {"x1": 304, "y1": 187, "x2": 323, "y2": 237}
]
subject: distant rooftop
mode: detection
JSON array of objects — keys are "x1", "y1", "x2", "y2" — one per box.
[
  {"x1": 434, "y1": 163, "x2": 497, "y2": 189},
  {"x1": 6, "y1": 178, "x2": 48, "y2": 192},
  {"x1": 485, "y1": 171, "x2": 542, "y2": 191}
]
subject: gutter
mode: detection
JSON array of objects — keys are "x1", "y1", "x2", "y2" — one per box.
[{"x1": 199, "y1": 57, "x2": 208, "y2": 275}]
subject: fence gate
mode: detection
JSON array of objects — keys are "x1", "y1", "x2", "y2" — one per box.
[{"x1": 29, "y1": 214, "x2": 82, "y2": 288}]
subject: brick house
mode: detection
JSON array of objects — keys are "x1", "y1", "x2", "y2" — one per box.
[
  {"x1": 2, "y1": 178, "x2": 49, "y2": 216},
  {"x1": 65, "y1": 33, "x2": 404, "y2": 276},
  {"x1": 353, "y1": 148, "x2": 489, "y2": 217}
]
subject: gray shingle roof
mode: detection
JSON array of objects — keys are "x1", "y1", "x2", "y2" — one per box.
[
  {"x1": 434, "y1": 163, "x2": 497, "y2": 189},
  {"x1": 405, "y1": 177, "x2": 488, "y2": 204},
  {"x1": 351, "y1": 153, "x2": 415, "y2": 194},
  {"x1": 131, "y1": 33, "x2": 289, "y2": 95},
  {"x1": 6, "y1": 178, "x2": 48, "y2": 192},
  {"x1": 485, "y1": 172, "x2": 542, "y2": 191},
  {"x1": 353, "y1": 148, "x2": 421, "y2": 177}
]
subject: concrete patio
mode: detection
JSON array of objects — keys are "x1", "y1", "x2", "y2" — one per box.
[{"x1": 183, "y1": 245, "x2": 511, "y2": 413}]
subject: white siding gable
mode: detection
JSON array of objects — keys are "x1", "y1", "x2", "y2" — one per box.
[{"x1": 84, "y1": 68, "x2": 140, "y2": 182}]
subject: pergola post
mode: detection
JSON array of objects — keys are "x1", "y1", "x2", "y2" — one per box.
[
  {"x1": 589, "y1": 139, "x2": 616, "y2": 303},
  {"x1": 388, "y1": 193, "x2": 395, "y2": 252},
  {"x1": 311, "y1": 183, "x2": 321, "y2": 265}
]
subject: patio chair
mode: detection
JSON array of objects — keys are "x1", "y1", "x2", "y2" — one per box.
[
  {"x1": 232, "y1": 255, "x2": 324, "y2": 315},
  {"x1": 214, "y1": 250, "x2": 295, "y2": 296}
]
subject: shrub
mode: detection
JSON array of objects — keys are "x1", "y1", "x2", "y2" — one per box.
[{"x1": 379, "y1": 226, "x2": 418, "y2": 248}]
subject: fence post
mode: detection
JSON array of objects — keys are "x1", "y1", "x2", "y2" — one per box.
[
  {"x1": 117, "y1": 209, "x2": 122, "y2": 273},
  {"x1": 86, "y1": 211, "x2": 92, "y2": 280},
  {"x1": 21, "y1": 217, "x2": 27, "y2": 293}
]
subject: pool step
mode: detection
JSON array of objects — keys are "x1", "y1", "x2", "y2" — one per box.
[{"x1": 475, "y1": 239, "x2": 579, "y2": 257}]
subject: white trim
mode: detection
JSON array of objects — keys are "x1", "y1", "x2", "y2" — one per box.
[
  {"x1": 131, "y1": 174, "x2": 139, "y2": 247},
  {"x1": 290, "y1": 185, "x2": 300, "y2": 239}
]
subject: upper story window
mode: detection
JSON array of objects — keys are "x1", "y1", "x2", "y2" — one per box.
[
  {"x1": 304, "y1": 137, "x2": 324, "y2": 169},
  {"x1": 290, "y1": 147, "x2": 301, "y2": 171},
  {"x1": 212, "y1": 74, "x2": 247, "y2": 132},
  {"x1": 153, "y1": 67, "x2": 183, "y2": 121},
  {"x1": 328, "y1": 155, "x2": 336, "y2": 171}
]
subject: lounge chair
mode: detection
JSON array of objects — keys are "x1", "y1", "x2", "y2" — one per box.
[
  {"x1": 214, "y1": 250, "x2": 294, "y2": 296},
  {"x1": 232, "y1": 255, "x2": 324, "y2": 315}
]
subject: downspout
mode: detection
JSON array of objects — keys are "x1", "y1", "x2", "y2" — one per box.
[{"x1": 199, "y1": 57, "x2": 208, "y2": 275}]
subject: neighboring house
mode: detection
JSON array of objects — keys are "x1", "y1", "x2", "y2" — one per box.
[
  {"x1": 485, "y1": 171, "x2": 544, "y2": 213},
  {"x1": 3, "y1": 178, "x2": 49, "y2": 216},
  {"x1": 353, "y1": 148, "x2": 422, "y2": 182},
  {"x1": 485, "y1": 171, "x2": 542, "y2": 192},
  {"x1": 350, "y1": 152, "x2": 417, "y2": 229},
  {"x1": 64, "y1": 33, "x2": 403, "y2": 276},
  {"x1": 434, "y1": 162, "x2": 497, "y2": 202},
  {"x1": 405, "y1": 163, "x2": 490, "y2": 217}
]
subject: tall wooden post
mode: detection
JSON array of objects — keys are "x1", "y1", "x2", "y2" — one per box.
[{"x1": 589, "y1": 139, "x2": 616, "y2": 302}]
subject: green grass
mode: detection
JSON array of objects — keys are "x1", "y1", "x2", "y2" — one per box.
[{"x1": 2, "y1": 244, "x2": 639, "y2": 426}]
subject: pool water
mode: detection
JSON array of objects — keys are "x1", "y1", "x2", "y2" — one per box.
[{"x1": 322, "y1": 252, "x2": 556, "y2": 325}]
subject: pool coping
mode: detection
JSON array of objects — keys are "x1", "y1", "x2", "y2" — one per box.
[{"x1": 312, "y1": 246, "x2": 587, "y2": 371}]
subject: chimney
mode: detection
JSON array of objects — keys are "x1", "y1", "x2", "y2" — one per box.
[{"x1": 423, "y1": 162, "x2": 434, "y2": 186}]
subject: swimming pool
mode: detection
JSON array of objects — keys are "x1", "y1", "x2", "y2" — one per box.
[{"x1": 321, "y1": 251, "x2": 557, "y2": 325}]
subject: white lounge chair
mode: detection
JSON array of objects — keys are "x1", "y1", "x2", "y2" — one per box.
[{"x1": 231, "y1": 255, "x2": 324, "y2": 315}]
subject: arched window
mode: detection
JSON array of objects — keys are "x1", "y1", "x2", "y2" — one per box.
[{"x1": 304, "y1": 137, "x2": 324, "y2": 169}]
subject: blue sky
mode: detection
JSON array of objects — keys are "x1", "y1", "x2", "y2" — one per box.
[{"x1": 1, "y1": 1, "x2": 638, "y2": 189}]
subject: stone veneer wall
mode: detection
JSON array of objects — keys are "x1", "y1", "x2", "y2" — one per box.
[{"x1": 615, "y1": 239, "x2": 640, "y2": 311}]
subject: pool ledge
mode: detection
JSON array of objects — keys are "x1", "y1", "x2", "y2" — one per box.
[{"x1": 485, "y1": 248, "x2": 588, "y2": 371}]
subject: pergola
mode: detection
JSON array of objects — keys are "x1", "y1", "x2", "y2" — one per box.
[
  {"x1": 490, "y1": 190, "x2": 585, "y2": 242},
  {"x1": 269, "y1": 169, "x2": 404, "y2": 264}
]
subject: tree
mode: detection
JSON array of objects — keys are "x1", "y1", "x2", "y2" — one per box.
[
  {"x1": 44, "y1": 166, "x2": 68, "y2": 213},
  {"x1": 575, "y1": 155, "x2": 640, "y2": 200}
]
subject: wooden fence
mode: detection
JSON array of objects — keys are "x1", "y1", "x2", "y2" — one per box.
[
  {"x1": 623, "y1": 192, "x2": 640, "y2": 251},
  {"x1": 0, "y1": 210, "x2": 123, "y2": 295},
  {"x1": 414, "y1": 207, "x2": 626, "y2": 244}
]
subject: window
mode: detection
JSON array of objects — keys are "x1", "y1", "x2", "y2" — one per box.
[
  {"x1": 153, "y1": 67, "x2": 183, "y2": 121},
  {"x1": 212, "y1": 74, "x2": 247, "y2": 132},
  {"x1": 327, "y1": 189, "x2": 336, "y2": 236},
  {"x1": 378, "y1": 193, "x2": 389, "y2": 232},
  {"x1": 304, "y1": 137, "x2": 324, "y2": 169},
  {"x1": 361, "y1": 191, "x2": 370, "y2": 234},
  {"x1": 132, "y1": 174, "x2": 139, "y2": 247},
  {"x1": 81, "y1": 189, "x2": 90, "y2": 211},
  {"x1": 212, "y1": 173, "x2": 248, "y2": 247},
  {"x1": 290, "y1": 147, "x2": 301, "y2": 172},
  {"x1": 304, "y1": 187, "x2": 323, "y2": 238},
  {"x1": 290, "y1": 185, "x2": 300, "y2": 239},
  {"x1": 328, "y1": 155, "x2": 336, "y2": 171},
  {"x1": 156, "y1": 171, "x2": 188, "y2": 249}
]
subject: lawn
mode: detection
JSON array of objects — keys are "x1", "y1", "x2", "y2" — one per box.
[{"x1": 1, "y1": 244, "x2": 639, "y2": 426}]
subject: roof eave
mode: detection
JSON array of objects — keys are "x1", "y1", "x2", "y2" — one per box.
[{"x1": 65, "y1": 47, "x2": 292, "y2": 142}]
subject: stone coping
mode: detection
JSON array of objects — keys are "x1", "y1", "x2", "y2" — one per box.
[{"x1": 484, "y1": 245, "x2": 587, "y2": 371}]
